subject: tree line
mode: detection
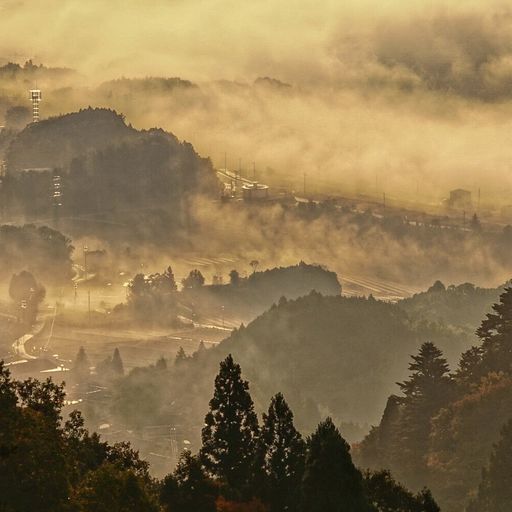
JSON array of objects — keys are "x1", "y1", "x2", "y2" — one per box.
[
  {"x1": 357, "y1": 286, "x2": 512, "y2": 511},
  {"x1": 0, "y1": 353, "x2": 439, "y2": 512}
]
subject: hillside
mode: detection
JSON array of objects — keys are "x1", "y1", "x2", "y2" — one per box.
[
  {"x1": 181, "y1": 262, "x2": 341, "y2": 321},
  {"x1": 3, "y1": 108, "x2": 219, "y2": 231},
  {"x1": 92, "y1": 292, "x2": 468, "y2": 460},
  {"x1": 6, "y1": 108, "x2": 135, "y2": 171},
  {"x1": 399, "y1": 281, "x2": 503, "y2": 336},
  {"x1": 356, "y1": 286, "x2": 512, "y2": 512}
]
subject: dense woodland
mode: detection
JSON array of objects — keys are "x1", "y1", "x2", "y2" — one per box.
[
  {"x1": 65, "y1": 280, "x2": 512, "y2": 511},
  {"x1": 2, "y1": 61, "x2": 512, "y2": 511},
  {"x1": 0, "y1": 355, "x2": 440, "y2": 512},
  {"x1": 356, "y1": 286, "x2": 512, "y2": 511},
  {"x1": 1, "y1": 108, "x2": 218, "y2": 241},
  {"x1": 119, "y1": 262, "x2": 342, "y2": 326},
  {"x1": 78, "y1": 291, "x2": 468, "y2": 455}
]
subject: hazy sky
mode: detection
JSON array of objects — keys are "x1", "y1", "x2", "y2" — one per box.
[
  {"x1": 1, "y1": 0, "x2": 505, "y2": 83},
  {"x1": 3, "y1": 0, "x2": 512, "y2": 206}
]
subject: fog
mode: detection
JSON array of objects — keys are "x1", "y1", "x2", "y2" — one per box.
[{"x1": 3, "y1": 1, "x2": 512, "y2": 206}]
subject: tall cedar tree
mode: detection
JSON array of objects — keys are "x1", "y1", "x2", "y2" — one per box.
[
  {"x1": 467, "y1": 418, "x2": 512, "y2": 512},
  {"x1": 476, "y1": 286, "x2": 512, "y2": 376},
  {"x1": 301, "y1": 418, "x2": 369, "y2": 512},
  {"x1": 111, "y1": 348, "x2": 124, "y2": 376},
  {"x1": 200, "y1": 354, "x2": 259, "y2": 497},
  {"x1": 160, "y1": 451, "x2": 217, "y2": 512},
  {"x1": 394, "y1": 342, "x2": 453, "y2": 487},
  {"x1": 260, "y1": 393, "x2": 305, "y2": 512},
  {"x1": 73, "y1": 346, "x2": 91, "y2": 382}
]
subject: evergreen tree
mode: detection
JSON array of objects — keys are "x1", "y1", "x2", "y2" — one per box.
[
  {"x1": 160, "y1": 451, "x2": 217, "y2": 512},
  {"x1": 155, "y1": 356, "x2": 167, "y2": 371},
  {"x1": 301, "y1": 418, "x2": 369, "y2": 512},
  {"x1": 160, "y1": 266, "x2": 178, "y2": 292},
  {"x1": 417, "y1": 488, "x2": 440, "y2": 512},
  {"x1": 111, "y1": 348, "x2": 124, "y2": 376},
  {"x1": 175, "y1": 347, "x2": 188, "y2": 365},
  {"x1": 454, "y1": 345, "x2": 484, "y2": 389},
  {"x1": 260, "y1": 393, "x2": 305, "y2": 512},
  {"x1": 476, "y1": 286, "x2": 512, "y2": 375},
  {"x1": 200, "y1": 354, "x2": 259, "y2": 497},
  {"x1": 397, "y1": 342, "x2": 452, "y2": 402},
  {"x1": 393, "y1": 342, "x2": 453, "y2": 487},
  {"x1": 73, "y1": 346, "x2": 91, "y2": 381},
  {"x1": 229, "y1": 269, "x2": 240, "y2": 286},
  {"x1": 467, "y1": 418, "x2": 512, "y2": 512}
]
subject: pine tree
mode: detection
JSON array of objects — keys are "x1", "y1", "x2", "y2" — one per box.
[
  {"x1": 155, "y1": 356, "x2": 167, "y2": 371},
  {"x1": 161, "y1": 266, "x2": 178, "y2": 292},
  {"x1": 417, "y1": 488, "x2": 440, "y2": 512},
  {"x1": 454, "y1": 345, "x2": 484, "y2": 389},
  {"x1": 467, "y1": 418, "x2": 512, "y2": 512},
  {"x1": 73, "y1": 346, "x2": 90, "y2": 381},
  {"x1": 200, "y1": 354, "x2": 259, "y2": 497},
  {"x1": 397, "y1": 342, "x2": 452, "y2": 402},
  {"x1": 260, "y1": 393, "x2": 305, "y2": 512},
  {"x1": 111, "y1": 348, "x2": 124, "y2": 376},
  {"x1": 394, "y1": 342, "x2": 453, "y2": 487},
  {"x1": 476, "y1": 286, "x2": 512, "y2": 375},
  {"x1": 301, "y1": 418, "x2": 369, "y2": 512},
  {"x1": 175, "y1": 347, "x2": 188, "y2": 365}
]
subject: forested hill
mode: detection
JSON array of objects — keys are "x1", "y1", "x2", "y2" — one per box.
[
  {"x1": 3, "y1": 108, "x2": 219, "y2": 224},
  {"x1": 399, "y1": 280, "x2": 504, "y2": 336},
  {"x1": 180, "y1": 262, "x2": 341, "y2": 320},
  {"x1": 6, "y1": 108, "x2": 134, "y2": 171},
  {"x1": 356, "y1": 286, "x2": 512, "y2": 512},
  {"x1": 104, "y1": 292, "x2": 467, "y2": 451}
]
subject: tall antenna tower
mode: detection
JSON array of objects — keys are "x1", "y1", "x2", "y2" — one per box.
[{"x1": 29, "y1": 88, "x2": 42, "y2": 122}]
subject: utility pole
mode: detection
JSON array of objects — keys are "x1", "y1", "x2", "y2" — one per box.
[{"x1": 84, "y1": 245, "x2": 91, "y2": 325}]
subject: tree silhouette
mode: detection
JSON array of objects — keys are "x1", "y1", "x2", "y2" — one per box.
[
  {"x1": 301, "y1": 418, "x2": 368, "y2": 512},
  {"x1": 200, "y1": 354, "x2": 259, "y2": 497},
  {"x1": 260, "y1": 393, "x2": 305, "y2": 512},
  {"x1": 73, "y1": 346, "x2": 90, "y2": 382},
  {"x1": 394, "y1": 342, "x2": 453, "y2": 487},
  {"x1": 476, "y1": 286, "x2": 512, "y2": 375},
  {"x1": 182, "y1": 269, "x2": 205, "y2": 289},
  {"x1": 111, "y1": 348, "x2": 124, "y2": 376},
  {"x1": 468, "y1": 418, "x2": 512, "y2": 512}
]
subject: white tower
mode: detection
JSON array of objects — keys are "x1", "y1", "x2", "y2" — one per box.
[{"x1": 29, "y1": 89, "x2": 42, "y2": 122}]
